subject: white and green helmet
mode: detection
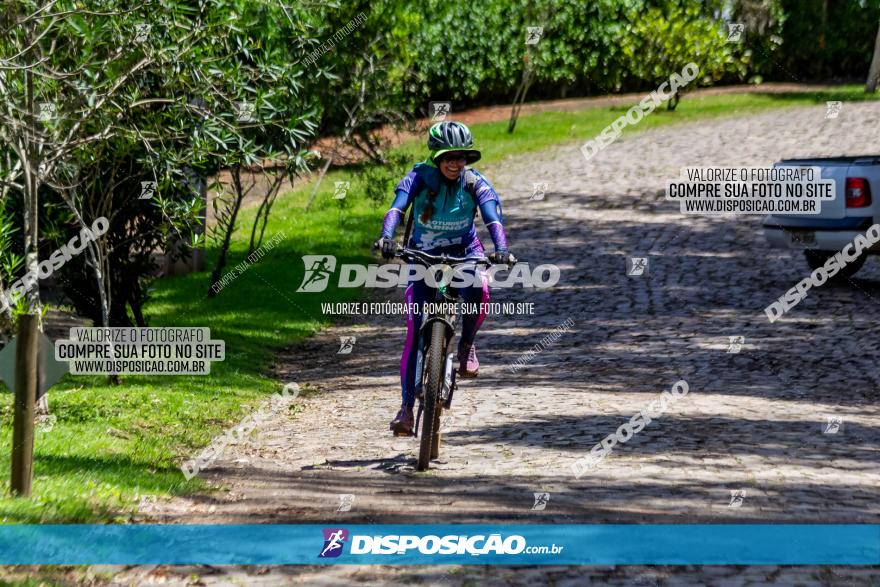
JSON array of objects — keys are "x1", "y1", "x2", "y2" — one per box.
[{"x1": 427, "y1": 121, "x2": 481, "y2": 163}]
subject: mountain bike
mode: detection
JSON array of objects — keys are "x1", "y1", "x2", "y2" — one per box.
[{"x1": 394, "y1": 247, "x2": 493, "y2": 471}]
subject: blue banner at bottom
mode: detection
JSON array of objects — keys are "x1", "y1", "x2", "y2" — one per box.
[{"x1": 0, "y1": 525, "x2": 876, "y2": 565}]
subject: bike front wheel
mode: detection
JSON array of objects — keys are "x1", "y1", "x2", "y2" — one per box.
[{"x1": 417, "y1": 320, "x2": 447, "y2": 471}]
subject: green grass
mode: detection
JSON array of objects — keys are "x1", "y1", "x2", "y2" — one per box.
[
  {"x1": 0, "y1": 84, "x2": 876, "y2": 523},
  {"x1": 0, "y1": 566, "x2": 113, "y2": 586}
]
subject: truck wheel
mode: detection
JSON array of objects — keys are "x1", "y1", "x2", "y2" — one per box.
[{"x1": 804, "y1": 249, "x2": 866, "y2": 280}]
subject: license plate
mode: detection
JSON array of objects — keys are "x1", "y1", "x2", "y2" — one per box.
[{"x1": 791, "y1": 231, "x2": 817, "y2": 246}]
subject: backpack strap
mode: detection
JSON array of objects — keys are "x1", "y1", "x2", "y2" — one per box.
[
  {"x1": 404, "y1": 169, "x2": 477, "y2": 246},
  {"x1": 463, "y1": 168, "x2": 479, "y2": 202},
  {"x1": 402, "y1": 204, "x2": 415, "y2": 247}
]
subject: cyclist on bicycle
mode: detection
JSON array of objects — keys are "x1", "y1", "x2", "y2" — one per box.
[{"x1": 376, "y1": 121, "x2": 513, "y2": 435}]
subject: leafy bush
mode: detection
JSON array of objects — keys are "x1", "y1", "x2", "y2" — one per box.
[
  {"x1": 397, "y1": 0, "x2": 753, "y2": 109},
  {"x1": 358, "y1": 152, "x2": 412, "y2": 209},
  {"x1": 620, "y1": 2, "x2": 748, "y2": 107},
  {"x1": 0, "y1": 201, "x2": 24, "y2": 340}
]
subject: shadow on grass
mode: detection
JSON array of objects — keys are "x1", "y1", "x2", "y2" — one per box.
[{"x1": 0, "y1": 453, "x2": 194, "y2": 523}]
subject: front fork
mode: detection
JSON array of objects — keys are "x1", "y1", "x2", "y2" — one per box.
[
  {"x1": 414, "y1": 314, "x2": 458, "y2": 438},
  {"x1": 442, "y1": 352, "x2": 457, "y2": 409},
  {"x1": 415, "y1": 314, "x2": 455, "y2": 398},
  {"x1": 415, "y1": 346, "x2": 458, "y2": 404}
]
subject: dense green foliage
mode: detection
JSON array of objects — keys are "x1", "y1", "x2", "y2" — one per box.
[
  {"x1": 0, "y1": 0, "x2": 323, "y2": 326},
  {"x1": 777, "y1": 0, "x2": 880, "y2": 82},
  {"x1": 386, "y1": 0, "x2": 879, "y2": 110}
]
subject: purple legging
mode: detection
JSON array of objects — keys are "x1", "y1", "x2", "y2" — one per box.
[{"x1": 399, "y1": 269, "x2": 489, "y2": 408}]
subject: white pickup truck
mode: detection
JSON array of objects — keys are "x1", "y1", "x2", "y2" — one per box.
[{"x1": 763, "y1": 156, "x2": 879, "y2": 278}]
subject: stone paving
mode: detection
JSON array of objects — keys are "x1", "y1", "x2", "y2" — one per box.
[{"x1": 116, "y1": 101, "x2": 880, "y2": 585}]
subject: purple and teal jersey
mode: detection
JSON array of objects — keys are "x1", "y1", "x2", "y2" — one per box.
[
  {"x1": 380, "y1": 160, "x2": 508, "y2": 252},
  {"x1": 383, "y1": 160, "x2": 504, "y2": 408}
]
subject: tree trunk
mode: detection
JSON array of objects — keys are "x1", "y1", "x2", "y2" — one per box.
[
  {"x1": 208, "y1": 165, "x2": 245, "y2": 297},
  {"x1": 23, "y1": 68, "x2": 47, "y2": 413},
  {"x1": 305, "y1": 157, "x2": 333, "y2": 212},
  {"x1": 866, "y1": 21, "x2": 880, "y2": 93},
  {"x1": 249, "y1": 170, "x2": 287, "y2": 254},
  {"x1": 83, "y1": 241, "x2": 110, "y2": 328},
  {"x1": 129, "y1": 284, "x2": 147, "y2": 327},
  {"x1": 23, "y1": 68, "x2": 41, "y2": 313},
  {"x1": 508, "y1": 58, "x2": 533, "y2": 134}
]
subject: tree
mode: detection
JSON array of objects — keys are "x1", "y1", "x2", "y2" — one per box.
[
  {"x1": 867, "y1": 21, "x2": 880, "y2": 92},
  {"x1": 621, "y1": 3, "x2": 747, "y2": 110},
  {"x1": 202, "y1": 1, "x2": 320, "y2": 296},
  {"x1": 0, "y1": 1, "x2": 323, "y2": 317},
  {"x1": 0, "y1": 1, "x2": 205, "y2": 321},
  {"x1": 303, "y1": 3, "x2": 417, "y2": 211}
]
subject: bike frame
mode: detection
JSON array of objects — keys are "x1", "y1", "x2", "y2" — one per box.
[
  {"x1": 398, "y1": 248, "x2": 490, "y2": 433},
  {"x1": 417, "y1": 284, "x2": 457, "y2": 410}
]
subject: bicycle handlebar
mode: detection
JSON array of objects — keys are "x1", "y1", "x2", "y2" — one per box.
[
  {"x1": 397, "y1": 247, "x2": 491, "y2": 267},
  {"x1": 373, "y1": 241, "x2": 516, "y2": 266}
]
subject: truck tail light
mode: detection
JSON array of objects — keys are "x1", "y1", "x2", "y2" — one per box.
[{"x1": 846, "y1": 177, "x2": 871, "y2": 208}]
